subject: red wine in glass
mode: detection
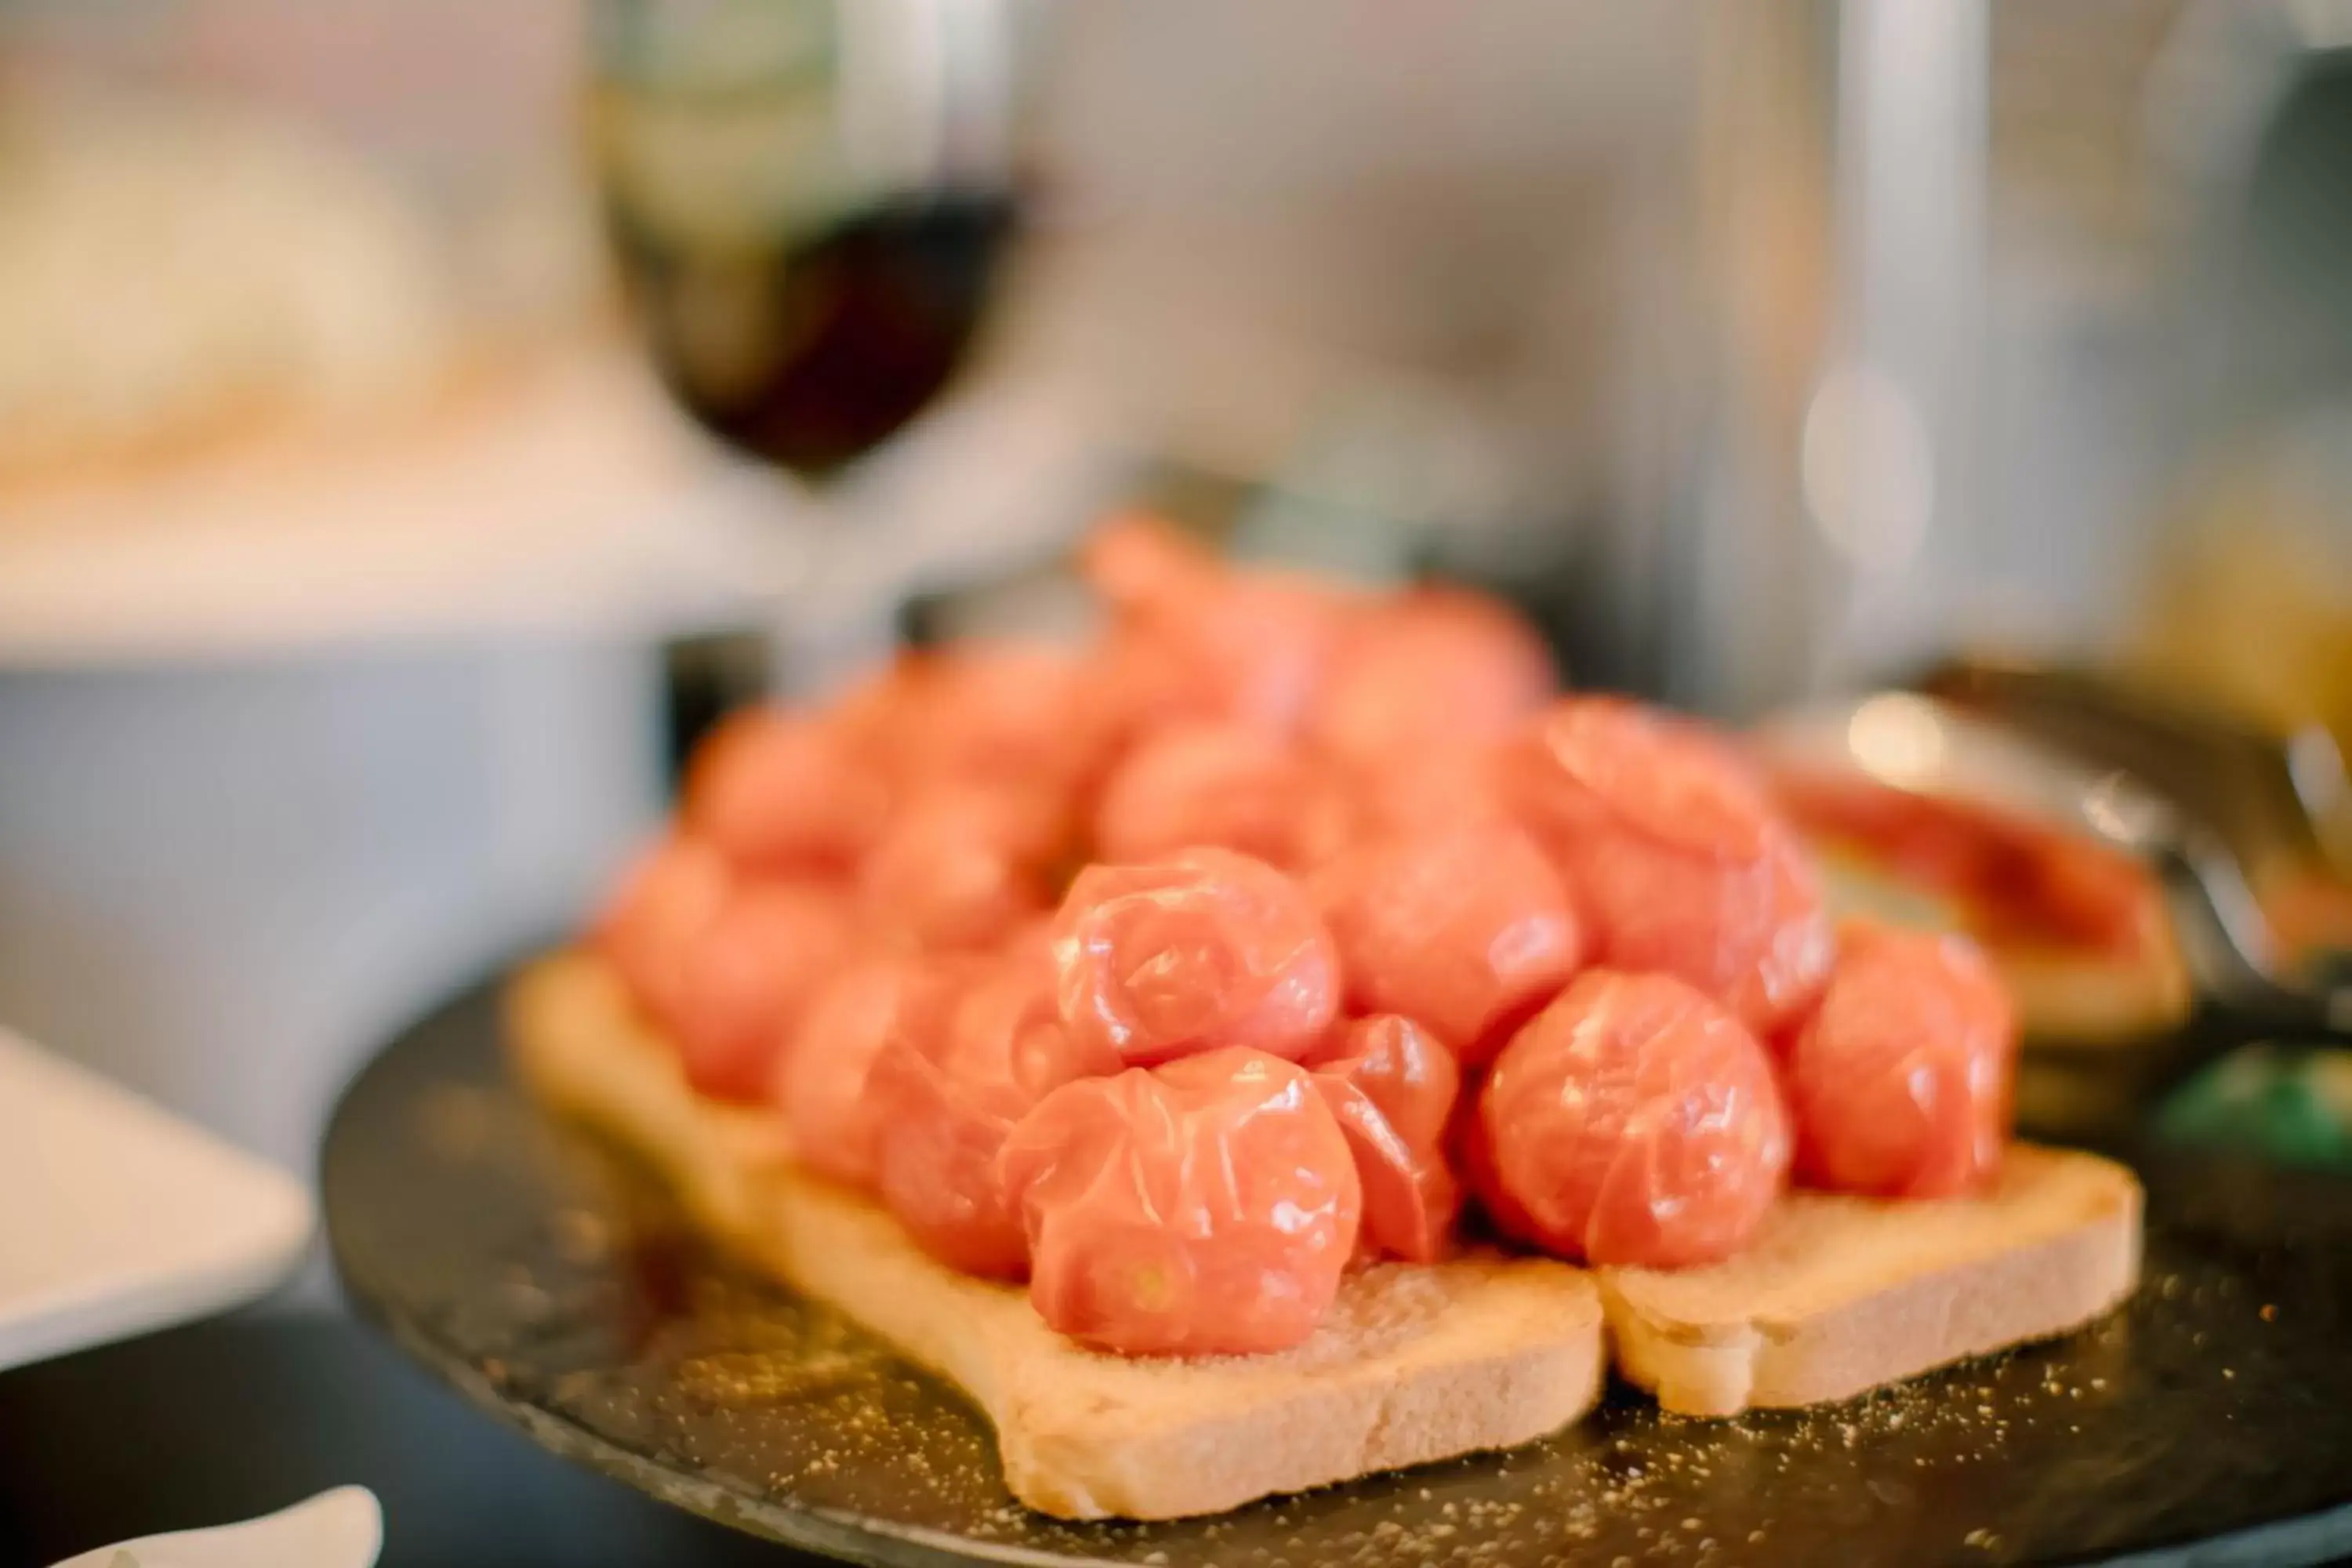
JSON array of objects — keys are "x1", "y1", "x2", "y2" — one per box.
[{"x1": 593, "y1": 0, "x2": 1024, "y2": 478}]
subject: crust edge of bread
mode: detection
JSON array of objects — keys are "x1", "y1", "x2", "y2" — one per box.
[
  {"x1": 1999, "y1": 946, "x2": 2190, "y2": 1046},
  {"x1": 504, "y1": 949, "x2": 1610, "y2": 1520},
  {"x1": 1597, "y1": 1150, "x2": 2143, "y2": 1417}
]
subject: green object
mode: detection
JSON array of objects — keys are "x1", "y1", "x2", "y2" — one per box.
[{"x1": 2159, "y1": 1044, "x2": 2352, "y2": 1169}]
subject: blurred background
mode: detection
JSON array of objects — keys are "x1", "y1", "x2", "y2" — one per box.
[
  {"x1": 2, "y1": 0, "x2": 2350, "y2": 1555},
  {"x1": 10, "y1": 0, "x2": 2352, "y2": 1238}
]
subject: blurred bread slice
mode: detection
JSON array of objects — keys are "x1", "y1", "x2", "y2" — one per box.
[
  {"x1": 1599, "y1": 1145, "x2": 2142, "y2": 1417},
  {"x1": 1998, "y1": 946, "x2": 2188, "y2": 1045},
  {"x1": 506, "y1": 951, "x2": 1609, "y2": 1520}
]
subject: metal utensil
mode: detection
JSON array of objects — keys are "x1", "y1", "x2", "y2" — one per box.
[
  {"x1": 1754, "y1": 691, "x2": 2352, "y2": 1068},
  {"x1": 1920, "y1": 657, "x2": 2352, "y2": 884}
]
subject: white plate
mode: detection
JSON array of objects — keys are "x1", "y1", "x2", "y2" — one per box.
[
  {"x1": 0, "y1": 353, "x2": 796, "y2": 666},
  {"x1": 0, "y1": 1028, "x2": 312, "y2": 1370},
  {"x1": 48, "y1": 1486, "x2": 382, "y2": 1568}
]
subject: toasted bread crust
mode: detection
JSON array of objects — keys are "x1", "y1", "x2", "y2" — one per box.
[
  {"x1": 1599, "y1": 1146, "x2": 2143, "y2": 1416},
  {"x1": 506, "y1": 951, "x2": 1609, "y2": 1519}
]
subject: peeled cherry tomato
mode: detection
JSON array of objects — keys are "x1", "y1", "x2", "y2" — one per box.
[
  {"x1": 1504, "y1": 698, "x2": 1833, "y2": 1036},
  {"x1": 1305, "y1": 1016, "x2": 1461, "y2": 1263},
  {"x1": 1573, "y1": 824, "x2": 1830, "y2": 1037},
  {"x1": 870, "y1": 956, "x2": 1122, "y2": 1277},
  {"x1": 997, "y1": 1047, "x2": 1362, "y2": 1356},
  {"x1": 1052, "y1": 848, "x2": 1339, "y2": 1068},
  {"x1": 1786, "y1": 921, "x2": 2014, "y2": 1198},
  {"x1": 1175, "y1": 573, "x2": 1354, "y2": 736},
  {"x1": 1091, "y1": 544, "x2": 1354, "y2": 739},
  {"x1": 1080, "y1": 512, "x2": 1223, "y2": 618},
  {"x1": 1310, "y1": 587, "x2": 1555, "y2": 765},
  {"x1": 1346, "y1": 743, "x2": 1514, "y2": 840},
  {"x1": 1470, "y1": 970, "x2": 1791, "y2": 1269},
  {"x1": 823, "y1": 656, "x2": 926, "y2": 755},
  {"x1": 858, "y1": 784, "x2": 1058, "y2": 953},
  {"x1": 1093, "y1": 722, "x2": 1348, "y2": 872},
  {"x1": 1312, "y1": 822, "x2": 1585, "y2": 1066},
  {"x1": 994, "y1": 913, "x2": 1060, "y2": 966},
  {"x1": 683, "y1": 709, "x2": 887, "y2": 875},
  {"x1": 595, "y1": 832, "x2": 731, "y2": 1029},
  {"x1": 880, "y1": 644, "x2": 1105, "y2": 793},
  {"x1": 776, "y1": 953, "x2": 949, "y2": 1190},
  {"x1": 673, "y1": 880, "x2": 854, "y2": 1102}
]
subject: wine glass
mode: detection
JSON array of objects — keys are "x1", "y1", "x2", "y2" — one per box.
[{"x1": 590, "y1": 0, "x2": 1030, "y2": 703}]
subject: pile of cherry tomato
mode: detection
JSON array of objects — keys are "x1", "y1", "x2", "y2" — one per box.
[{"x1": 597, "y1": 517, "x2": 2019, "y2": 1357}]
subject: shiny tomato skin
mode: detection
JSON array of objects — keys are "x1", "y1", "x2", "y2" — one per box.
[
  {"x1": 1051, "y1": 848, "x2": 1339, "y2": 1068},
  {"x1": 1312, "y1": 821, "x2": 1585, "y2": 1066},
  {"x1": 1504, "y1": 698, "x2": 1833, "y2": 1036},
  {"x1": 1304, "y1": 1015, "x2": 1462, "y2": 1263},
  {"x1": 1471, "y1": 969, "x2": 1792, "y2": 1269},
  {"x1": 996, "y1": 1047, "x2": 1362, "y2": 1355},
  {"x1": 1786, "y1": 921, "x2": 2015, "y2": 1198},
  {"x1": 870, "y1": 954, "x2": 1122, "y2": 1278}
]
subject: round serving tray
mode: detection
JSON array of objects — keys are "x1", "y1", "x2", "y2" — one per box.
[{"x1": 325, "y1": 971, "x2": 2352, "y2": 1567}]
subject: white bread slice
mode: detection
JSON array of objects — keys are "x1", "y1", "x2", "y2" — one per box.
[
  {"x1": 1598, "y1": 1145, "x2": 2143, "y2": 1417},
  {"x1": 1998, "y1": 946, "x2": 2189, "y2": 1045},
  {"x1": 505, "y1": 951, "x2": 1609, "y2": 1521}
]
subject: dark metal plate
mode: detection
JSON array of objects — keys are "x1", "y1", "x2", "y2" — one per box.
[{"x1": 324, "y1": 974, "x2": 2352, "y2": 1567}]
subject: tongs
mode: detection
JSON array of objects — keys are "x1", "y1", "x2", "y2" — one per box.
[{"x1": 1754, "y1": 682, "x2": 2352, "y2": 1066}]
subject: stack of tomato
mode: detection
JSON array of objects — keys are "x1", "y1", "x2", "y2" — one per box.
[{"x1": 597, "y1": 519, "x2": 2018, "y2": 1356}]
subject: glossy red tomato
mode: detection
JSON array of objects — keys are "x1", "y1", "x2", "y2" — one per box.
[
  {"x1": 1185, "y1": 573, "x2": 1355, "y2": 735},
  {"x1": 1312, "y1": 821, "x2": 1585, "y2": 1066},
  {"x1": 1087, "y1": 528, "x2": 1356, "y2": 741},
  {"x1": 870, "y1": 955, "x2": 1122, "y2": 1277},
  {"x1": 996, "y1": 1047, "x2": 1363, "y2": 1355},
  {"x1": 822, "y1": 656, "x2": 925, "y2": 753},
  {"x1": 1079, "y1": 512, "x2": 1223, "y2": 619},
  {"x1": 1345, "y1": 743, "x2": 1515, "y2": 840},
  {"x1": 775, "y1": 953, "x2": 953, "y2": 1190},
  {"x1": 1786, "y1": 921, "x2": 2015, "y2": 1198},
  {"x1": 1304, "y1": 1015, "x2": 1461, "y2": 1263},
  {"x1": 1070, "y1": 625, "x2": 1203, "y2": 770},
  {"x1": 596, "y1": 833, "x2": 734, "y2": 1031},
  {"x1": 1052, "y1": 848, "x2": 1340, "y2": 1067},
  {"x1": 872, "y1": 644, "x2": 1105, "y2": 793},
  {"x1": 1469, "y1": 970, "x2": 1791, "y2": 1269},
  {"x1": 682, "y1": 709, "x2": 887, "y2": 875},
  {"x1": 993, "y1": 912, "x2": 1060, "y2": 967},
  {"x1": 1504, "y1": 698, "x2": 1834, "y2": 1036},
  {"x1": 1093, "y1": 722, "x2": 1349, "y2": 872},
  {"x1": 1310, "y1": 587, "x2": 1555, "y2": 765},
  {"x1": 858, "y1": 783, "x2": 1061, "y2": 953},
  {"x1": 671, "y1": 880, "x2": 855, "y2": 1102}
]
